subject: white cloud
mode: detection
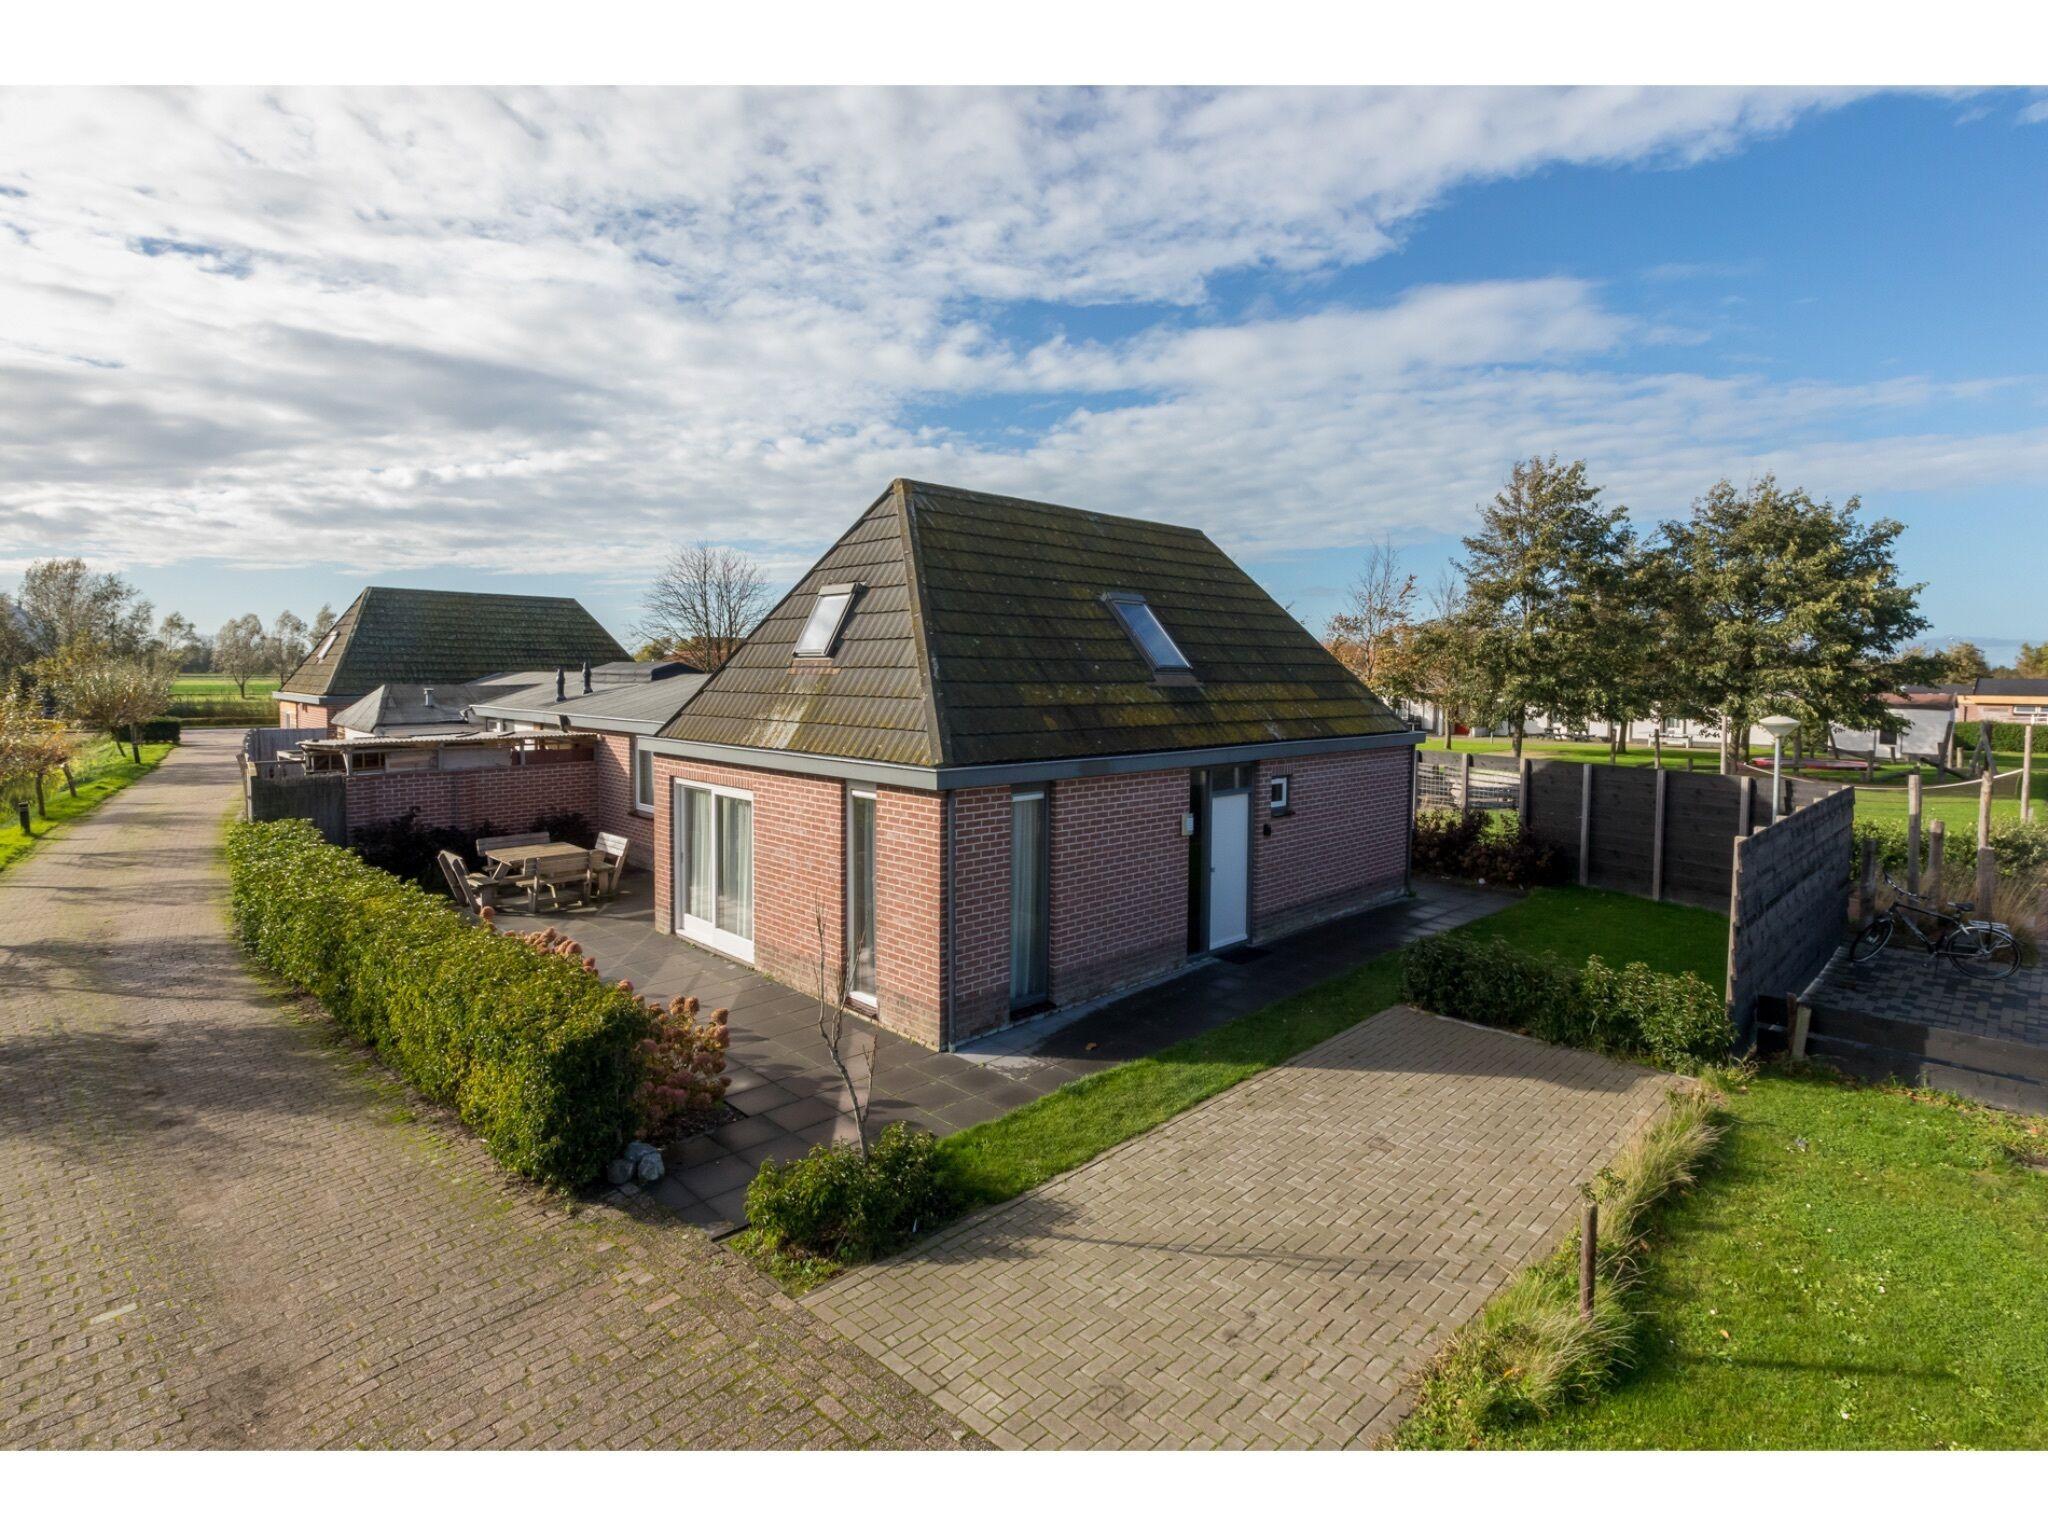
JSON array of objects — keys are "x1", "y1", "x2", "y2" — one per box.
[{"x1": 7, "y1": 82, "x2": 2034, "y2": 616}]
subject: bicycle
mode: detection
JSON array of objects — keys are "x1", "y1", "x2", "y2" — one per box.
[{"x1": 1849, "y1": 872, "x2": 2021, "y2": 980}]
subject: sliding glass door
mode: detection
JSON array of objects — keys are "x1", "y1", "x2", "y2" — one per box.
[
  {"x1": 846, "y1": 786, "x2": 877, "y2": 1004},
  {"x1": 1009, "y1": 788, "x2": 1049, "y2": 1008},
  {"x1": 672, "y1": 780, "x2": 754, "y2": 961}
]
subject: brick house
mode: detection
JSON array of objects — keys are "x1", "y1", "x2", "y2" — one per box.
[
  {"x1": 646, "y1": 480, "x2": 1422, "y2": 1051},
  {"x1": 467, "y1": 662, "x2": 706, "y2": 870},
  {"x1": 273, "y1": 586, "x2": 629, "y2": 731}
]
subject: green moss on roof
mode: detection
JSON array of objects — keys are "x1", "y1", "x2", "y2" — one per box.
[
  {"x1": 660, "y1": 480, "x2": 1407, "y2": 768},
  {"x1": 281, "y1": 587, "x2": 629, "y2": 699}
]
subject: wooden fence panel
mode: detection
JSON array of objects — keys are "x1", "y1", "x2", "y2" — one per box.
[
  {"x1": 1584, "y1": 764, "x2": 1659, "y2": 898},
  {"x1": 247, "y1": 773, "x2": 346, "y2": 843}
]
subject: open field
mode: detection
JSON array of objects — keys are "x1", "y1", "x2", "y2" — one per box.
[
  {"x1": 167, "y1": 672, "x2": 279, "y2": 721},
  {"x1": 0, "y1": 738, "x2": 175, "y2": 878},
  {"x1": 1485, "y1": 1068, "x2": 2048, "y2": 1448}
]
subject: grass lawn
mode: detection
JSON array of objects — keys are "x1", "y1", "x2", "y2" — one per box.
[
  {"x1": 935, "y1": 885, "x2": 1724, "y2": 1213},
  {"x1": 1486, "y1": 1068, "x2": 2048, "y2": 1448},
  {"x1": 1850, "y1": 777, "x2": 2046, "y2": 837},
  {"x1": 168, "y1": 673, "x2": 279, "y2": 722},
  {"x1": 0, "y1": 738, "x2": 174, "y2": 878}
]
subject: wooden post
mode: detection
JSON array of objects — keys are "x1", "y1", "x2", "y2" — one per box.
[
  {"x1": 1517, "y1": 754, "x2": 1532, "y2": 824},
  {"x1": 2025, "y1": 724, "x2": 2036, "y2": 823},
  {"x1": 1725, "y1": 835, "x2": 1748, "y2": 1032},
  {"x1": 1651, "y1": 768, "x2": 1668, "y2": 903},
  {"x1": 1791, "y1": 1000, "x2": 1812, "y2": 1060},
  {"x1": 1977, "y1": 846, "x2": 1998, "y2": 919},
  {"x1": 1459, "y1": 753, "x2": 1473, "y2": 813},
  {"x1": 62, "y1": 762, "x2": 77, "y2": 798},
  {"x1": 1857, "y1": 835, "x2": 1878, "y2": 918},
  {"x1": 1928, "y1": 820, "x2": 1946, "y2": 907},
  {"x1": 1865, "y1": 744, "x2": 1875, "y2": 782},
  {"x1": 1979, "y1": 770, "x2": 1995, "y2": 851},
  {"x1": 1906, "y1": 772, "x2": 1922, "y2": 895},
  {"x1": 1578, "y1": 762, "x2": 1593, "y2": 886},
  {"x1": 1738, "y1": 773, "x2": 1756, "y2": 835},
  {"x1": 1579, "y1": 1204, "x2": 1598, "y2": 1321},
  {"x1": 1413, "y1": 748, "x2": 1424, "y2": 817}
]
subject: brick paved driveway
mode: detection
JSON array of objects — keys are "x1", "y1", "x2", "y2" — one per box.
[
  {"x1": 808, "y1": 1006, "x2": 1674, "y2": 1449},
  {"x1": 0, "y1": 732, "x2": 964, "y2": 1449}
]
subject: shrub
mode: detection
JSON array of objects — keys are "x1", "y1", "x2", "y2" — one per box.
[
  {"x1": 743, "y1": 1122, "x2": 949, "y2": 1268},
  {"x1": 1412, "y1": 807, "x2": 1566, "y2": 887},
  {"x1": 136, "y1": 717, "x2": 182, "y2": 743},
  {"x1": 1852, "y1": 816, "x2": 2048, "y2": 883},
  {"x1": 1402, "y1": 932, "x2": 1730, "y2": 1073},
  {"x1": 225, "y1": 818, "x2": 649, "y2": 1186}
]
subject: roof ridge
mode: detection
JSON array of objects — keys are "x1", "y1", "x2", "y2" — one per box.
[
  {"x1": 896, "y1": 482, "x2": 951, "y2": 767},
  {"x1": 894, "y1": 478, "x2": 1207, "y2": 538}
]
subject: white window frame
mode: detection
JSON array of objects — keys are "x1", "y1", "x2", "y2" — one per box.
[
  {"x1": 1269, "y1": 774, "x2": 1291, "y2": 815},
  {"x1": 845, "y1": 784, "x2": 878, "y2": 1009},
  {"x1": 794, "y1": 583, "x2": 862, "y2": 658},
  {"x1": 633, "y1": 737, "x2": 657, "y2": 814},
  {"x1": 670, "y1": 777, "x2": 756, "y2": 963}
]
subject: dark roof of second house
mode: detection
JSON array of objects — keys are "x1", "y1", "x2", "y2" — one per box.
[
  {"x1": 327, "y1": 677, "x2": 543, "y2": 735},
  {"x1": 279, "y1": 587, "x2": 629, "y2": 700},
  {"x1": 478, "y1": 660, "x2": 708, "y2": 731},
  {"x1": 1972, "y1": 676, "x2": 2048, "y2": 698},
  {"x1": 660, "y1": 479, "x2": 1408, "y2": 769}
]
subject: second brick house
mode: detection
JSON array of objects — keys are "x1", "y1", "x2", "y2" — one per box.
[{"x1": 646, "y1": 479, "x2": 1422, "y2": 1051}]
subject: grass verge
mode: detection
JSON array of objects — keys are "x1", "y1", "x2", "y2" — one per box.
[
  {"x1": 1393, "y1": 1079, "x2": 1726, "y2": 1446},
  {"x1": 1474, "y1": 1064, "x2": 2048, "y2": 1448},
  {"x1": 0, "y1": 740, "x2": 174, "y2": 878}
]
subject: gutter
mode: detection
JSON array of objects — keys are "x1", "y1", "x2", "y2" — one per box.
[{"x1": 640, "y1": 729, "x2": 1428, "y2": 789}]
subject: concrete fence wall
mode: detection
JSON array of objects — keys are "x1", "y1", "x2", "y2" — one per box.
[{"x1": 1725, "y1": 788, "x2": 1857, "y2": 1043}]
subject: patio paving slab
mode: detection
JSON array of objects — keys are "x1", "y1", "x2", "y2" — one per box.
[{"x1": 506, "y1": 872, "x2": 1518, "y2": 1232}]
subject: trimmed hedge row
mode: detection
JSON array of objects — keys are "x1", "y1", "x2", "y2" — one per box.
[
  {"x1": 225, "y1": 818, "x2": 646, "y2": 1186},
  {"x1": 137, "y1": 717, "x2": 182, "y2": 743},
  {"x1": 1852, "y1": 816, "x2": 2048, "y2": 878},
  {"x1": 1401, "y1": 931, "x2": 1730, "y2": 1072}
]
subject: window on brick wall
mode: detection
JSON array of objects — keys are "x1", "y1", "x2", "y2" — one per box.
[
  {"x1": 672, "y1": 779, "x2": 754, "y2": 962},
  {"x1": 633, "y1": 739, "x2": 656, "y2": 814},
  {"x1": 1269, "y1": 774, "x2": 1291, "y2": 815},
  {"x1": 847, "y1": 785, "x2": 877, "y2": 1006}
]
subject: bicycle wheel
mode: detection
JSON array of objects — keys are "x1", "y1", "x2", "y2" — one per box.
[
  {"x1": 1849, "y1": 914, "x2": 1895, "y2": 964},
  {"x1": 1944, "y1": 927, "x2": 2021, "y2": 981}
]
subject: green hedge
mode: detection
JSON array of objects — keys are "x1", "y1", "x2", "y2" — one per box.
[
  {"x1": 1988, "y1": 721, "x2": 2047, "y2": 755},
  {"x1": 1401, "y1": 932, "x2": 1729, "y2": 1072},
  {"x1": 225, "y1": 818, "x2": 647, "y2": 1186},
  {"x1": 137, "y1": 717, "x2": 182, "y2": 743},
  {"x1": 1852, "y1": 816, "x2": 2048, "y2": 878}
]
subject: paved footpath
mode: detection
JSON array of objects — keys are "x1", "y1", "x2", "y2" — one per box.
[
  {"x1": 0, "y1": 731, "x2": 964, "y2": 1449},
  {"x1": 809, "y1": 1005, "x2": 1674, "y2": 1449}
]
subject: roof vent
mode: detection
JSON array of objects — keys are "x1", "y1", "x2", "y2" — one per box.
[
  {"x1": 423, "y1": 687, "x2": 436, "y2": 709},
  {"x1": 582, "y1": 661, "x2": 593, "y2": 694},
  {"x1": 555, "y1": 666, "x2": 566, "y2": 702}
]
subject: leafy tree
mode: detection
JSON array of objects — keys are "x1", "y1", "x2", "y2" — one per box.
[
  {"x1": 1915, "y1": 639, "x2": 1990, "y2": 685},
  {"x1": 1658, "y1": 477, "x2": 1928, "y2": 772},
  {"x1": 11, "y1": 558, "x2": 154, "y2": 657},
  {"x1": 267, "y1": 610, "x2": 311, "y2": 678},
  {"x1": 311, "y1": 603, "x2": 338, "y2": 638},
  {"x1": 213, "y1": 614, "x2": 269, "y2": 698},
  {"x1": 1380, "y1": 575, "x2": 1500, "y2": 750},
  {"x1": 0, "y1": 692, "x2": 67, "y2": 829},
  {"x1": 1456, "y1": 457, "x2": 1631, "y2": 756},
  {"x1": 2016, "y1": 641, "x2": 2048, "y2": 678},
  {"x1": 154, "y1": 611, "x2": 205, "y2": 672},
  {"x1": 39, "y1": 644, "x2": 173, "y2": 763},
  {"x1": 641, "y1": 542, "x2": 769, "y2": 671},
  {"x1": 1324, "y1": 540, "x2": 1417, "y2": 699}
]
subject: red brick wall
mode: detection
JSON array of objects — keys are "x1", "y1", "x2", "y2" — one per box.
[
  {"x1": 342, "y1": 755, "x2": 597, "y2": 835},
  {"x1": 1047, "y1": 770, "x2": 1191, "y2": 1007},
  {"x1": 947, "y1": 787, "x2": 1016, "y2": 1044},
  {"x1": 590, "y1": 730, "x2": 656, "y2": 870},
  {"x1": 873, "y1": 788, "x2": 943, "y2": 1048},
  {"x1": 278, "y1": 701, "x2": 334, "y2": 731},
  {"x1": 1252, "y1": 746, "x2": 1410, "y2": 939}
]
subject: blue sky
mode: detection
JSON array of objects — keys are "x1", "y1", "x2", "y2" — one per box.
[{"x1": 2, "y1": 86, "x2": 2044, "y2": 658}]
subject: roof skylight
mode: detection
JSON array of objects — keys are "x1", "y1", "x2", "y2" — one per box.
[
  {"x1": 794, "y1": 584, "x2": 860, "y2": 658},
  {"x1": 1105, "y1": 594, "x2": 1192, "y2": 674}
]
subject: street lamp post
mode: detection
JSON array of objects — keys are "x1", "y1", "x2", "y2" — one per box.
[{"x1": 1760, "y1": 715, "x2": 1800, "y2": 823}]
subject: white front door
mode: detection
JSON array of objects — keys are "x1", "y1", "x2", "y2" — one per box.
[{"x1": 1206, "y1": 788, "x2": 1250, "y2": 949}]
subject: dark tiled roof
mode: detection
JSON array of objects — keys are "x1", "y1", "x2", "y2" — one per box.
[
  {"x1": 660, "y1": 479, "x2": 1407, "y2": 769},
  {"x1": 280, "y1": 587, "x2": 629, "y2": 699},
  {"x1": 1973, "y1": 676, "x2": 2048, "y2": 697},
  {"x1": 481, "y1": 661, "x2": 707, "y2": 731},
  {"x1": 329, "y1": 681, "x2": 523, "y2": 733}
]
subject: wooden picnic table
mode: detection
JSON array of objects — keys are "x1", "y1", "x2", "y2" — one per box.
[{"x1": 482, "y1": 839, "x2": 586, "y2": 874}]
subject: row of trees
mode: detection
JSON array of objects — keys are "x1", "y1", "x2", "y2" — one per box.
[
  {"x1": 1923, "y1": 637, "x2": 2048, "y2": 685},
  {"x1": 1, "y1": 559, "x2": 336, "y2": 697},
  {"x1": 1327, "y1": 460, "x2": 1938, "y2": 772}
]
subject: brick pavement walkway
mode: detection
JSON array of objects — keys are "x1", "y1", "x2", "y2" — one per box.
[
  {"x1": 0, "y1": 731, "x2": 965, "y2": 1449},
  {"x1": 807, "y1": 1005, "x2": 1674, "y2": 1449}
]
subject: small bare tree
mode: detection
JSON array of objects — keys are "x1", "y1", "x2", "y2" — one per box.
[
  {"x1": 1323, "y1": 539, "x2": 1417, "y2": 696},
  {"x1": 814, "y1": 911, "x2": 876, "y2": 1157},
  {"x1": 641, "y1": 542, "x2": 771, "y2": 672}
]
